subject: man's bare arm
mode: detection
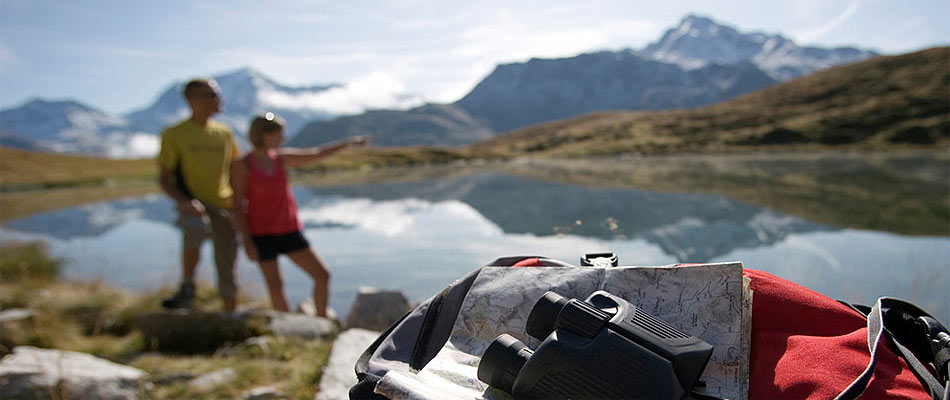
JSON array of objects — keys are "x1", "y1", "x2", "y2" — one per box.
[{"x1": 159, "y1": 167, "x2": 202, "y2": 214}]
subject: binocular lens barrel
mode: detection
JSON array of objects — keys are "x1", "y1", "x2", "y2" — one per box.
[
  {"x1": 477, "y1": 334, "x2": 533, "y2": 393},
  {"x1": 527, "y1": 291, "x2": 611, "y2": 339},
  {"x1": 526, "y1": 292, "x2": 569, "y2": 339}
]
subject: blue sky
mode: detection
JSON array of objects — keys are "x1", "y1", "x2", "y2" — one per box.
[{"x1": 1, "y1": 0, "x2": 947, "y2": 115}]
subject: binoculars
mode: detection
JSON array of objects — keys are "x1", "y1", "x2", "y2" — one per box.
[{"x1": 477, "y1": 290, "x2": 713, "y2": 399}]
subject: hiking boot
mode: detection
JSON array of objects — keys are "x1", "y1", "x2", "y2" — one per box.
[{"x1": 161, "y1": 282, "x2": 195, "y2": 309}]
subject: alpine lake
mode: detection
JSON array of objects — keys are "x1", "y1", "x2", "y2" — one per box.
[{"x1": 2, "y1": 152, "x2": 948, "y2": 322}]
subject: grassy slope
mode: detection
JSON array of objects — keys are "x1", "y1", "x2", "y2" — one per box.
[
  {"x1": 0, "y1": 146, "x2": 473, "y2": 189},
  {"x1": 470, "y1": 47, "x2": 949, "y2": 157},
  {"x1": 0, "y1": 147, "x2": 156, "y2": 186}
]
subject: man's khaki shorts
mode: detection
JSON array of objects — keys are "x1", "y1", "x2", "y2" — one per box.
[{"x1": 175, "y1": 205, "x2": 238, "y2": 300}]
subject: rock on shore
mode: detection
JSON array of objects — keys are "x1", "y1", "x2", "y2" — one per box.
[
  {"x1": 345, "y1": 287, "x2": 410, "y2": 331},
  {"x1": 135, "y1": 309, "x2": 339, "y2": 354},
  {"x1": 315, "y1": 328, "x2": 381, "y2": 400},
  {"x1": 0, "y1": 346, "x2": 150, "y2": 399}
]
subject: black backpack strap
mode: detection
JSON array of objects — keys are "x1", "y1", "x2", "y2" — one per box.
[
  {"x1": 349, "y1": 258, "x2": 570, "y2": 399},
  {"x1": 409, "y1": 269, "x2": 483, "y2": 370},
  {"x1": 349, "y1": 266, "x2": 485, "y2": 399},
  {"x1": 349, "y1": 311, "x2": 411, "y2": 400},
  {"x1": 348, "y1": 377, "x2": 386, "y2": 400},
  {"x1": 835, "y1": 297, "x2": 947, "y2": 400},
  {"x1": 881, "y1": 301, "x2": 949, "y2": 400}
]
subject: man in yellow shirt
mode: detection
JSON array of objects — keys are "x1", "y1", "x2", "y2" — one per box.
[{"x1": 157, "y1": 78, "x2": 240, "y2": 312}]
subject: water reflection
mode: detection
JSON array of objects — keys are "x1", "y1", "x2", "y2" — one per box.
[
  {"x1": 3, "y1": 194, "x2": 174, "y2": 239},
  {"x1": 301, "y1": 173, "x2": 830, "y2": 262},
  {"x1": 2, "y1": 170, "x2": 947, "y2": 321}
]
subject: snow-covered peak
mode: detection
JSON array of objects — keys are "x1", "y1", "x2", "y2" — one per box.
[
  {"x1": 640, "y1": 15, "x2": 877, "y2": 80},
  {"x1": 676, "y1": 15, "x2": 728, "y2": 38},
  {"x1": 16, "y1": 98, "x2": 110, "y2": 119},
  {"x1": 124, "y1": 67, "x2": 424, "y2": 140},
  {"x1": 0, "y1": 98, "x2": 126, "y2": 142},
  {"x1": 0, "y1": 68, "x2": 426, "y2": 157}
]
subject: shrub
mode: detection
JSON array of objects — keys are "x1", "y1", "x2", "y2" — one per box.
[{"x1": 0, "y1": 242, "x2": 60, "y2": 281}]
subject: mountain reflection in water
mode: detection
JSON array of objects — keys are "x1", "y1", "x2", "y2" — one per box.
[{"x1": 2, "y1": 164, "x2": 948, "y2": 321}]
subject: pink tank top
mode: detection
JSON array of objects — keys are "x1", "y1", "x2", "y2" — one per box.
[{"x1": 245, "y1": 151, "x2": 302, "y2": 236}]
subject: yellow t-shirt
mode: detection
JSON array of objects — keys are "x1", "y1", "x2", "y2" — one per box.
[{"x1": 157, "y1": 119, "x2": 240, "y2": 209}]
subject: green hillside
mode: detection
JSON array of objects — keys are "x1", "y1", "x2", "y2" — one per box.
[{"x1": 470, "y1": 47, "x2": 949, "y2": 157}]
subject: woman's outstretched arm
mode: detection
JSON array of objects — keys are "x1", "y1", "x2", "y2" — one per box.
[{"x1": 279, "y1": 136, "x2": 370, "y2": 168}]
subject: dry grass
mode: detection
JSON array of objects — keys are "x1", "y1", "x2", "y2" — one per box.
[
  {"x1": 0, "y1": 242, "x2": 335, "y2": 399},
  {"x1": 472, "y1": 47, "x2": 949, "y2": 157},
  {"x1": 130, "y1": 337, "x2": 332, "y2": 399},
  {"x1": 0, "y1": 147, "x2": 155, "y2": 186}
]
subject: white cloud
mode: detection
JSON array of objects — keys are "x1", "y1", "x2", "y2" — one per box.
[
  {"x1": 299, "y1": 198, "x2": 432, "y2": 237},
  {"x1": 296, "y1": 196, "x2": 673, "y2": 266},
  {"x1": 209, "y1": 48, "x2": 377, "y2": 82},
  {"x1": 789, "y1": 1, "x2": 860, "y2": 43},
  {"x1": 412, "y1": 15, "x2": 659, "y2": 103},
  {"x1": 105, "y1": 133, "x2": 160, "y2": 159},
  {"x1": 597, "y1": 19, "x2": 664, "y2": 49},
  {"x1": 430, "y1": 69, "x2": 494, "y2": 103},
  {"x1": 454, "y1": 11, "x2": 609, "y2": 61},
  {"x1": 127, "y1": 133, "x2": 160, "y2": 157},
  {"x1": 258, "y1": 71, "x2": 425, "y2": 114}
]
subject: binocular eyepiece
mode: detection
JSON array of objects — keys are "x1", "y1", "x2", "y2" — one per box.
[
  {"x1": 479, "y1": 332, "x2": 534, "y2": 394},
  {"x1": 477, "y1": 291, "x2": 714, "y2": 399}
]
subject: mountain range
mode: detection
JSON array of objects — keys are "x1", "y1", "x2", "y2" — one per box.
[
  {"x1": 456, "y1": 16, "x2": 876, "y2": 131},
  {"x1": 0, "y1": 69, "x2": 424, "y2": 157},
  {"x1": 1, "y1": 15, "x2": 877, "y2": 157},
  {"x1": 470, "y1": 47, "x2": 948, "y2": 157}
]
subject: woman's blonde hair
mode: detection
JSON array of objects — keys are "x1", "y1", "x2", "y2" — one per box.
[{"x1": 248, "y1": 112, "x2": 285, "y2": 147}]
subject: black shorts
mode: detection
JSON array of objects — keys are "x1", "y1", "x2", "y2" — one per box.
[{"x1": 251, "y1": 230, "x2": 310, "y2": 261}]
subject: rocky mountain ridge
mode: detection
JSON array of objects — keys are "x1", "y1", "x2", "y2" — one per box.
[
  {"x1": 639, "y1": 15, "x2": 876, "y2": 80},
  {"x1": 289, "y1": 14, "x2": 878, "y2": 147},
  {"x1": 1, "y1": 15, "x2": 878, "y2": 156}
]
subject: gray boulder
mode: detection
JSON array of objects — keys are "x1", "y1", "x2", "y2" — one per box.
[
  {"x1": 0, "y1": 346, "x2": 149, "y2": 399},
  {"x1": 315, "y1": 328, "x2": 381, "y2": 400},
  {"x1": 259, "y1": 310, "x2": 338, "y2": 340},
  {"x1": 0, "y1": 308, "x2": 36, "y2": 355},
  {"x1": 345, "y1": 287, "x2": 410, "y2": 331},
  {"x1": 187, "y1": 367, "x2": 237, "y2": 391},
  {"x1": 0, "y1": 308, "x2": 35, "y2": 323},
  {"x1": 152, "y1": 371, "x2": 194, "y2": 386},
  {"x1": 136, "y1": 311, "x2": 255, "y2": 354},
  {"x1": 135, "y1": 310, "x2": 339, "y2": 354},
  {"x1": 243, "y1": 385, "x2": 288, "y2": 399}
]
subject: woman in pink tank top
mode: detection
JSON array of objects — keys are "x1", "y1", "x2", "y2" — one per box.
[{"x1": 231, "y1": 112, "x2": 369, "y2": 318}]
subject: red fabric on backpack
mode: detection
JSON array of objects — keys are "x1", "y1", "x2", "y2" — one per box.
[
  {"x1": 744, "y1": 268, "x2": 931, "y2": 399},
  {"x1": 512, "y1": 257, "x2": 544, "y2": 267}
]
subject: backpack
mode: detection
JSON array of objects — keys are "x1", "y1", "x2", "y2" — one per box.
[{"x1": 349, "y1": 255, "x2": 948, "y2": 399}]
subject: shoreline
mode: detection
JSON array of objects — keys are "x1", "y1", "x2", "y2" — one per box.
[{"x1": 3, "y1": 150, "x2": 947, "y2": 236}]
